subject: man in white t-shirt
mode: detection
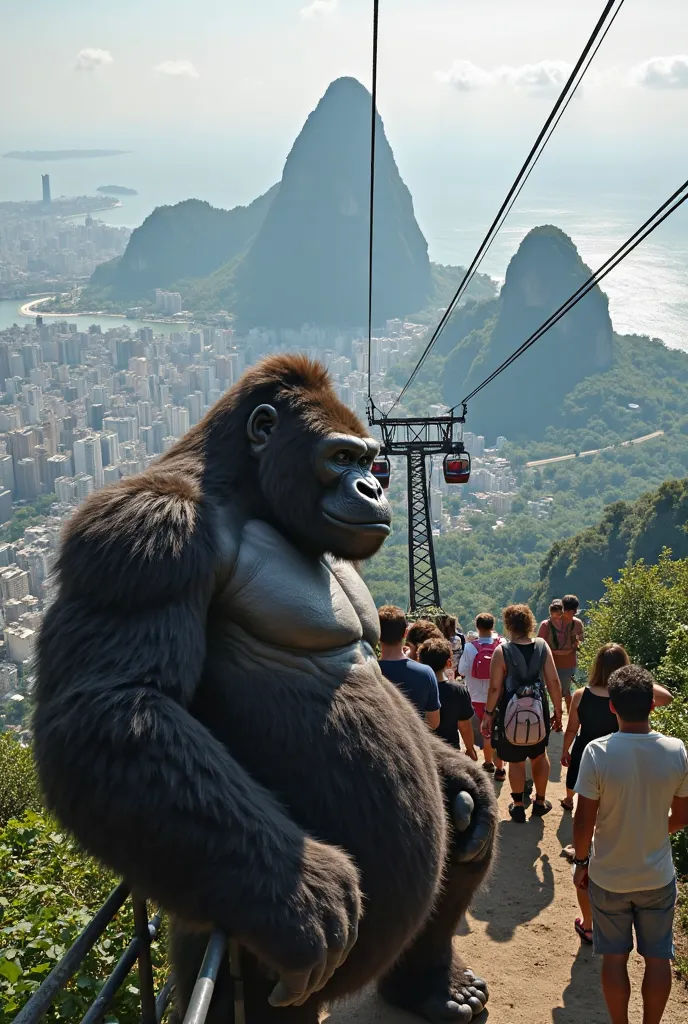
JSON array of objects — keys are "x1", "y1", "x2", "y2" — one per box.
[
  {"x1": 458, "y1": 613, "x2": 505, "y2": 779},
  {"x1": 573, "y1": 664, "x2": 688, "y2": 1024}
]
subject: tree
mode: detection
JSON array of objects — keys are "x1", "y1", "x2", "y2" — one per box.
[
  {"x1": 0, "y1": 733, "x2": 41, "y2": 828},
  {"x1": 579, "y1": 552, "x2": 688, "y2": 674}
]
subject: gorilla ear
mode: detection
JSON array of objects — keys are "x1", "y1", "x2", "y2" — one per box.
[{"x1": 247, "y1": 404, "x2": 279, "y2": 454}]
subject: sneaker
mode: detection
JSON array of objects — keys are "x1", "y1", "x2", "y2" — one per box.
[{"x1": 482, "y1": 762, "x2": 496, "y2": 774}]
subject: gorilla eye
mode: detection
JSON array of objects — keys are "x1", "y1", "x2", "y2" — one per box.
[
  {"x1": 333, "y1": 451, "x2": 352, "y2": 465},
  {"x1": 359, "y1": 455, "x2": 372, "y2": 468}
]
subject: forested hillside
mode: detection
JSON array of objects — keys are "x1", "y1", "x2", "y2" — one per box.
[{"x1": 531, "y1": 477, "x2": 688, "y2": 613}]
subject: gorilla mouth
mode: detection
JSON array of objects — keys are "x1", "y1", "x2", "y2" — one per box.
[{"x1": 323, "y1": 512, "x2": 391, "y2": 536}]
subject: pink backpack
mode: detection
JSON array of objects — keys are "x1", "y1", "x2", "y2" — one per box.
[
  {"x1": 502, "y1": 639, "x2": 548, "y2": 747},
  {"x1": 470, "y1": 638, "x2": 501, "y2": 680}
]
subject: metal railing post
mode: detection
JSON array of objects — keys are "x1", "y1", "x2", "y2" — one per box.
[
  {"x1": 132, "y1": 896, "x2": 158, "y2": 1024},
  {"x1": 181, "y1": 932, "x2": 226, "y2": 1024}
]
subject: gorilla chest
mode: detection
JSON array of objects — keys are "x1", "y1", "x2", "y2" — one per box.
[{"x1": 214, "y1": 519, "x2": 379, "y2": 651}]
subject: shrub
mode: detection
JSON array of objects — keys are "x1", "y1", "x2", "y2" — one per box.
[
  {"x1": 0, "y1": 811, "x2": 167, "y2": 1022},
  {"x1": 0, "y1": 734, "x2": 41, "y2": 828}
]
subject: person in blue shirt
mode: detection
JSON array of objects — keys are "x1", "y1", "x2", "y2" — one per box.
[{"x1": 378, "y1": 606, "x2": 441, "y2": 730}]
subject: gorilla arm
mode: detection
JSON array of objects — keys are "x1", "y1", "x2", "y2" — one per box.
[{"x1": 33, "y1": 479, "x2": 360, "y2": 1006}]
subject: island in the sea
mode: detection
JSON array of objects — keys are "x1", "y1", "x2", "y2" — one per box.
[
  {"x1": 3, "y1": 149, "x2": 129, "y2": 161},
  {"x1": 97, "y1": 185, "x2": 138, "y2": 196}
]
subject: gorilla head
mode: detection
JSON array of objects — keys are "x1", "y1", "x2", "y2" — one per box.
[{"x1": 190, "y1": 354, "x2": 391, "y2": 561}]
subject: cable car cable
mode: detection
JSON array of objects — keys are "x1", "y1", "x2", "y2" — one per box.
[
  {"x1": 452, "y1": 178, "x2": 688, "y2": 408},
  {"x1": 366, "y1": 0, "x2": 381, "y2": 407},
  {"x1": 388, "y1": 0, "x2": 625, "y2": 414}
]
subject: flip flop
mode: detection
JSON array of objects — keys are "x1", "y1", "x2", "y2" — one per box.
[
  {"x1": 509, "y1": 803, "x2": 526, "y2": 823},
  {"x1": 575, "y1": 919, "x2": 593, "y2": 945},
  {"x1": 560, "y1": 799, "x2": 574, "y2": 811},
  {"x1": 531, "y1": 799, "x2": 552, "y2": 818},
  {"x1": 494, "y1": 768, "x2": 507, "y2": 782}
]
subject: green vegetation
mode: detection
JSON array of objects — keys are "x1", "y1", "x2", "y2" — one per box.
[
  {"x1": 0, "y1": 736, "x2": 166, "y2": 1022},
  {"x1": 1, "y1": 494, "x2": 56, "y2": 543},
  {"x1": 0, "y1": 734, "x2": 40, "y2": 828}
]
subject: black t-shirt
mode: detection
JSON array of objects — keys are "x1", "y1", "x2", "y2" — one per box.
[{"x1": 436, "y1": 679, "x2": 475, "y2": 748}]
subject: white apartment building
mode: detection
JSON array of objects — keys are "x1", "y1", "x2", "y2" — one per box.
[{"x1": 73, "y1": 435, "x2": 104, "y2": 488}]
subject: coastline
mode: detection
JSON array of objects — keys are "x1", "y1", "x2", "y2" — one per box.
[{"x1": 18, "y1": 295, "x2": 195, "y2": 327}]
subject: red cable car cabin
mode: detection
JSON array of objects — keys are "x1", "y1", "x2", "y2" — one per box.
[
  {"x1": 443, "y1": 452, "x2": 471, "y2": 484},
  {"x1": 371, "y1": 455, "x2": 391, "y2": 489}
]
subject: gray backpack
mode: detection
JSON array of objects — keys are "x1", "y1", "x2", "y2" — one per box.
[{"x1": 502, "y1": 639, "x2": 548, "y2": 746}]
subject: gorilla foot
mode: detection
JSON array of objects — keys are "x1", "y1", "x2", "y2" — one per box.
[{"x1": 379, "y1": 968, "x2": 488, "y2": 1023}]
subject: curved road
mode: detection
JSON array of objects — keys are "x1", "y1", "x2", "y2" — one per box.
[{"x1": 526, "y1": 430, "x2": 664, "y2": 468}]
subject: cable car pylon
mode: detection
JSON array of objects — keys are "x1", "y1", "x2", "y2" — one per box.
[{"x1": 368, "y1": 403, "x2": 471, "y2": 616}]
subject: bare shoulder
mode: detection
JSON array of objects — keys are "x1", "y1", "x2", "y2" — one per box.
[
  {"x1": 571, "y1": 687, "x2": 585, "y2": 708},
  {"x1": 57, "y1": 466, "x2": 236, "y2": 606}
]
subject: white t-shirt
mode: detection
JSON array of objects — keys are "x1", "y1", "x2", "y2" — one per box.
[
  {"x1": 458, "y1": 633, "x2": 504, "y2": 704},
  {"x1": 575, "y1": 731, "x2": 688, "y2": 893}
]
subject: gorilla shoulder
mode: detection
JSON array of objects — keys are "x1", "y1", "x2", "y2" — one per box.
[{"x1": 56, "y1": 467, "x2": 230, "y2": 607}]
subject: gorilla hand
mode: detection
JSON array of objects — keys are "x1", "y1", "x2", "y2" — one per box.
[{"x1": 246, "y1": 838, "x2": 362, "y2": 1008}]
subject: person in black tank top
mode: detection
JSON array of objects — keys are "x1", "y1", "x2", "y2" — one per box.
[{"x1": 481, "y1": 604, "x2": 563, "y2": 823}]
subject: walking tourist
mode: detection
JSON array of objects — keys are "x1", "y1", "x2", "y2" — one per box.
[
  {"x1": 404, "y1": 618, "x2": 443, "y2": 661},
  {"x1": 459, "y1": 613, "x2": 506, "y2": 779},
  {"x1": 573, "y1": 665, "x2": 688, "y2": 1024},
  {"x1": 438, "y1": 614, "x2": 466, "y2": 678},
  {"x1": 378, "y1": 606, "x2": 441, "y2": 730},
  {"x1": 418, "y1": 636, "x2": 477, "y2": 757},
  {"x1": 482, "y1": 604, "x2": 563, "y2": 822},
  {"x1": 538, "y1": 595, "x2": 583, "y2": 714}
]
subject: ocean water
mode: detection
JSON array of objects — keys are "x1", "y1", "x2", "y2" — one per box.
[{"x1": 1, "y1": 149, "x2": 687, "y2": 351}]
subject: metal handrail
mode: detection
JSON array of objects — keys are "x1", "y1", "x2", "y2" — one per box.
[{"x1": 11, "y1": 885, "x2": 233, "y2": 1024}]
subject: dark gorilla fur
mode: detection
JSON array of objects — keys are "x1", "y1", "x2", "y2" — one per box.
[{"x1": 34, "y1": 355, "x2": 498, "y2": 1024}]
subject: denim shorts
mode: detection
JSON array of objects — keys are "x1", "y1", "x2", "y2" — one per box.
[
  {"x1": 557, "y1": 667, "x2": 577, "y2": 694},
  {"x1": 588, "y1": 878, "x2": 677, "y2": 959}
]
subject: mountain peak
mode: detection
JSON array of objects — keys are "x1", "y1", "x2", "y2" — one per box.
[{"x1": 233, "y1": 78, "x2": 431, "y2": 328}]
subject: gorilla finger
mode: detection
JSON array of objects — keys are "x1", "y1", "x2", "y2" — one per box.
[
  {"x1": 268, "y1": 970, "x2": 314, "y2": 1007},
  {"x1": 311, "y1": 944, "x2": 347, "y2": 995},
  {"x1": 452, "y1": 791, "x2": 475, "y2": 833},
  {"x1": 458, "y1": 816, "x2": 495, "y2": 862}
]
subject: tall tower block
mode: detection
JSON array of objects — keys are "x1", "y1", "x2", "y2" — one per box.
[{"x1": 41, "y1": 174, "x2": 51, "y2": 204}]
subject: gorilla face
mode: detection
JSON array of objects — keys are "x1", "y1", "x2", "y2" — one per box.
[
  {"x1": 312, "y1": 433, "x2": 392, "y2": 560},
  {"x1": 247, "y1": 404, "x2": 391, "y2": 561}
]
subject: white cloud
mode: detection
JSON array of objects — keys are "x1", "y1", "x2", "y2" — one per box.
[
  {"x1": 435, "y1": 60, "x2": 493, "y2": 93},
  {"x1": 300, "y1": 0, "x2": 337, "y2": 20},
  {"x1": 153, "y1": 59, "x2": 200, "y2": 80},
  {"x1": 74, "y1": 48, "x2": 114, "y2": 72},
  {"x1": 630, "y1": 55, "x2": 688, "y2": 89},
  {"x1": 436, "y1": 58, "x2": 573, "y2": 96}
]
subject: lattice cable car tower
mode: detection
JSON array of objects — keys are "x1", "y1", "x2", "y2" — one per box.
[{"x1": 367, "y1": 402, "x2": 471, "y2": 615}]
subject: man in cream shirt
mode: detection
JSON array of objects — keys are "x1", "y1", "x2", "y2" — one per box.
[{"x1": 573, "y1": 664, "x2": 688, "y2": 1024}]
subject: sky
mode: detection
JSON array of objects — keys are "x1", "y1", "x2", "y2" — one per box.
[{"x1": 1, "y1": 0, "x2": 687, "y2": 221}]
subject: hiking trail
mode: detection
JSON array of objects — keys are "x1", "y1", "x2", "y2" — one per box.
[{"x1": 327, "y1": 727, "x2": 688, "y2": 1024}]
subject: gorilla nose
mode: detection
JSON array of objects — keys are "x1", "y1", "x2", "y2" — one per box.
[{"x1": 355, "y1": 477, "x2": 383, "y2": 501}]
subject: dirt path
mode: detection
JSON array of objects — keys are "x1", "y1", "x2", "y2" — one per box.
[{"x1": 328, "y1": 728, "x2": 688, "y2": 1024}]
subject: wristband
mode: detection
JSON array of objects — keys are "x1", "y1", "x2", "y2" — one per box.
[
  {"x1": 484, "y1": 709, "x2": 495, "y2": 716},
  {"x1": 573, "y1": 856, "x2": 589, "y2": 867}
]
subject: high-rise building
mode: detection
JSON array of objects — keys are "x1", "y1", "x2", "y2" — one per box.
[
  {"x1": 90, "y1": 403, "x2": 104, "y2": 431},
  {"x1": 42, "y1": 174, "x2": 51, "y2": 204},
  {"x1": 54, "y1": 476, "x2": 76, "y2": 503},
  {"x1": 0, "y1": 566, "x2": 30, "y2": 602},
  {"x1": 45, "y1": 453, "x2": 73, "y2": 493},
  {"x1": 100, "y1": 431, "x2": 120, "y2": 467},
  {"x1": 0, "y1": 490, "x2": 12, "y2": 525},
  {"x1": 16, "y1": 458, "x2": 40, "y2": 501},
  {"x1": 74, "y1": 474, "x2": 95, "y2": 500},
  {"x1": 73, "y1": 435, "x2": 104, "y2": 488}
]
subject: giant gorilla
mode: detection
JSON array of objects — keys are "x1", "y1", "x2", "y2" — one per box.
[{"x1": 34, "y1": 355, "x2": 497, "y2": 1024}]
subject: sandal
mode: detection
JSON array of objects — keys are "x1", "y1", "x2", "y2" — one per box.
[
  {"x1": 482, "y1": 762, "x2": 496, "y2": 774},
  {"x1": 560, "y1": 799, "x2": 574, "y2": 811},
  {"x1": 509, "y1": 803, "x2": 526, "y2": 823},
  {"x1": 531, "y1": 799, "x2": 552, "y2": 818},
  {"x1": 575, "y1": 919, "x2": 593, "y2": 945},
  {"x1": 494, "y1": 768, "x2": 507, "y2": 782}
]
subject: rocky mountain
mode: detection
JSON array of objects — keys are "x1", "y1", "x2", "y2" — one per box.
[
  {"x1": 443, "y1": 226, "x2": 614, "y2": 439},
  {"x1": 88, "y1": 77, "x2": 432, "y2": 327},
  {"x1": 90, "y1": 189, "x2": 277, "y2": 299},
  {"x1": 531, "y1": 477, "x2": 688, "y2": 614},
  {"x1": 230, "y1": 76, "x2": 431, "y2": 327}
]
